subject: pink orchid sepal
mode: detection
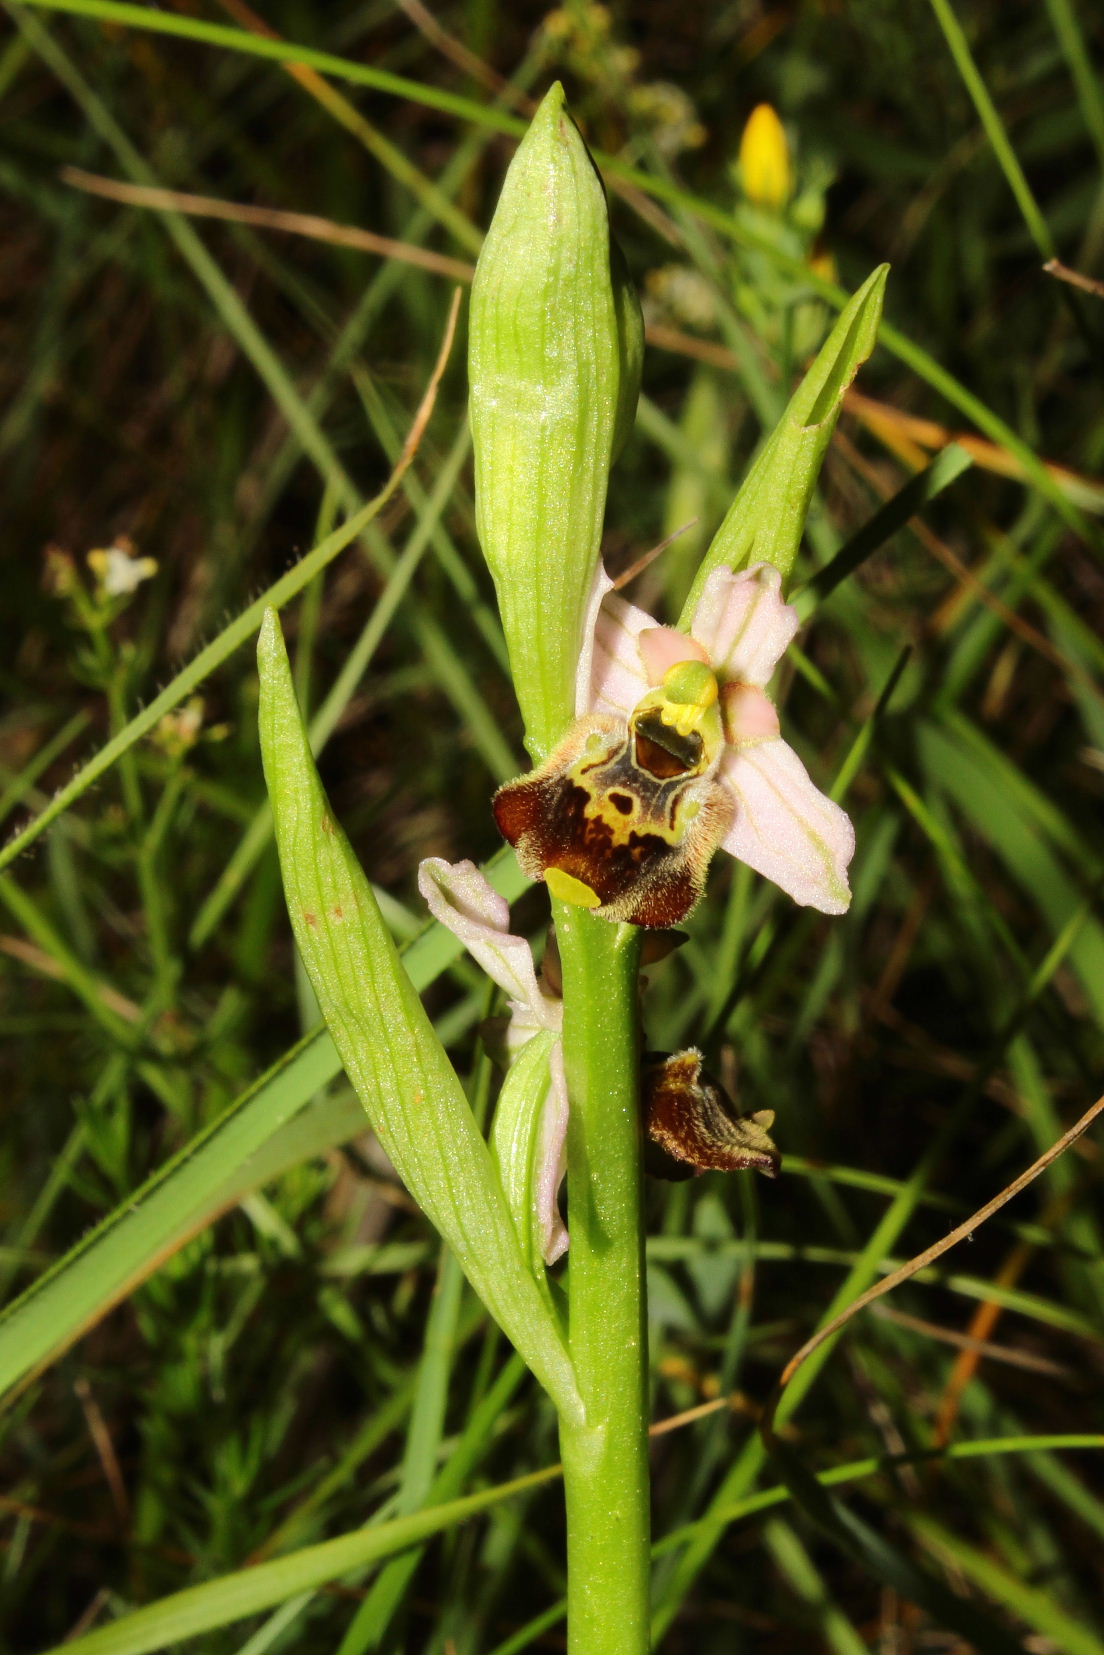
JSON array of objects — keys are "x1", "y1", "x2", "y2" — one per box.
[
  {"x1": 494, "y1": 560, "x2": 854, "y2": 926},
  {"x1": 582, "y1": 560, "x2": 854, "y2": 915},
  {"x1": 418, "y1": 858, "x2": 568, "y2": 1266}
]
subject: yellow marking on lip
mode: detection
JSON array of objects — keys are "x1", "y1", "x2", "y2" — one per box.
[
  {"x1": 546, "y1": 868, "x2": 601, "y2": 908},
  {"x1": 630, "y1": 660, "x2": 723, "y2": 756}
]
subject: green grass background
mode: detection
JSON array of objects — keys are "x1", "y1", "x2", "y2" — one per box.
[{"x1": 1, "y1": 2, "x2": 1103, "y2": 1651}]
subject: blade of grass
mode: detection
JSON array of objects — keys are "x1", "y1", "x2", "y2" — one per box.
[
  {"x1": 1042, "y1": 0, "x2": 1104, "y2": 167},
  {"x1": 11, "y1": 0, "x2": 1100, "y2": 554},
  {"x1": 911, "y1": 1513, "x2": 1104, "y2": 1655},
  {"x1": 0, "y1": 851, "x2": 527, "y2": 1408},
  {"x1": 917, "y1": 719, "x2": 1104, "y2": 1021},
  {"x1": 208, "y1": 0, "x2": 482, "y2": 255},
  {"x1": 489, "y1": 1435, "x2": 1104, "y2": 1655},
  {"x1": 763, "y1": 1515, "x2": 895, "y2": 1655},
  {"x1": 0, "y1": 875, "x2": 137, "y2": 1045},
  {"x1": 6, "y1": 0, "x2": 526, "y2": 137},
  {"x1": 60, "y1": 170, "x2": 477, "y2": 280},
  {"x1": 762, "y1": 1434, "x2": 1031, "y2": 1655},
  {"x1": 926, "y1": 0, "x2": 1057, "y2": 261},
  {"x1": 796, "y1": 444, "x2": 973, "y2": 612},
  {"x1": 186, "y1": 419, "x2": 476, "y2": 951},
  {"x1": 44, "y1": 1464, "x2": 562, "y2": 1655},
  {"x1": 644, "y1": 1237, "x2": 1102, "y2": 1342},
  {"x1": 338, "y1": 1242, "x2": 468, "y2": 1653},
  {"x1": 0, "y1": 710, "x2": 90, "y2": 828},
  {"x1": 337, "y1": 1349, "x2": 530, "y2": 1655}
]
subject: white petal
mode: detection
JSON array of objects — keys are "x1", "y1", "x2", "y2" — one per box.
[
  {"x1": 577, "y1": 565, "x2": 654, "y2": 719},
  {"x1": 719, "y1": 740, "x2": 854, "y2": 914},
  {"x1": 417, "y1": 858, "x2": 558, "y2": 1027},
  {"x1": 691, "y1": 563, "x2": 799, "y2": 688}
]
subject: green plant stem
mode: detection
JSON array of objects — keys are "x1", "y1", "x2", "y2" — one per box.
[{"x1": 554, "y1": 902, "x2": 650, "y2": 1655}]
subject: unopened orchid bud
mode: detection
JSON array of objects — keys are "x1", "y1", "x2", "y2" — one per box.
[{"x1": 469, "y1": 82, "x2": 642, "y2": 763}]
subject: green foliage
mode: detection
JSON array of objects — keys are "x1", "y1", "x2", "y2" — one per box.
[
  {"x1": 469, "y1": 82, "x2": 642, "y2": 761},
  {"x1": 257, "y1": 608, "x2": 579, "y2": 1419},
  {"x1": 2, "y1": 3, "x2": 1104, "y2": 1653},
  {"x1": 681, "y1": 263, "x2": 887, "y2": 609}
]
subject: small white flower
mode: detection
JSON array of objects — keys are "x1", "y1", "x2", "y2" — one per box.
[{"x1": 87, "y1": 542, "x2": 158, "y2": 598}]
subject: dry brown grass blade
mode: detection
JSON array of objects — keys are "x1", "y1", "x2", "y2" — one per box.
[
  {"x1": 74, "y1": 1376, "x2": 129, "y2": 1521},
  {"x1": 830, "y1": 426, "x2": 1098, "y2": 695},
  {"x1": 60, "y1": 168, "x2": 477, "y2": 283},
  {"x1": 200, "y1": 0, "x2": 481, "y2": 253},
  {"x1": 398, "y1": 286, "x2": 463, "y2": 476},
  {"x1": 844, "y1": 386, "x2": 1104, "y2": 510},
  {"x1": 874, "y1": 1304, "x2": 1071, "y2": 1380},
  {"x1": 397, "y1": 0, "x2": 518, "y2": 101},
  {"x1": 762, "y1": 1089, "x2": 1104, "y2": 1435},
  {"x1": 0, "y1": 934, "x2": 142, "y2": 1024},
  {"x1": 645, "y1": 323, "x2": 1104, "y2": 510},
  {"x1": 930, "y1": 1185, "x2": 1078, "y2": 1447},
  {"x1": 611, "y1": 519, "x2": 700, "y2": 591},
  {"x1": 1044, "y1": 258, "x2": 1104, "y2": 300}
]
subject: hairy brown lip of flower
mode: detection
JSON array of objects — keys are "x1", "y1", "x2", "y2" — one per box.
[
  {"x1": 493, "y1": 715, "x2": 731, "y2": 928},
  {"x1": 643, "y1": 1050, "x2": 780, "y2": 1182}
]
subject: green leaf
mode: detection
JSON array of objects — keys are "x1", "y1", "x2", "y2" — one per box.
[
  {"x1": 491, "y1": 1030, "x2": 561, "y2": 1279},
  {"x1": 257, "y1": 608, "x2": 582, "y2": 1421},
  {"x1": 796, "y1": 442, "x2": 973, "y2": 613},
  {"x1": 0, "y1": 850, "x2": 526, "y2": 1411},
  {"x1": 910, "y1": 1512, "x2": 1104, "y2": 1655},
  {"x1": 45, "y1": 1465, "x2": 560, "y2": 1655},
  {"x1": 765, "y1": 1434, "x2": 1031, "y2": 1655},
  {"x1": 469, "y1": 82, "x2": 642, "y2": 762},
  {"x1": 681, "y1": 263, "x2": 888, "y2": 616}
]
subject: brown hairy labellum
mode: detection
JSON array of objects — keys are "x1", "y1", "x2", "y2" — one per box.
[
  {"x1": 643, "y1": 1049, "x2": 780, "y2": 1181},
  {"x1": 493, "y1": 713, "x2": 732, "y2": 928}
]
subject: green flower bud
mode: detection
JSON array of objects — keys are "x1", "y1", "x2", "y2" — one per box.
[{"x1": 469, "y1": 83, "x2": 642, "y2": 762}]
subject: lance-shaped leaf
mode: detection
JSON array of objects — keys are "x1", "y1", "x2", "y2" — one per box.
[
  {"x1": 257, "y1": 609, "x2": 582, "y2": 1424},
  {"x1": 681, "y1": 263, "x2": 888, "y2": 618},
  {"x1": 470, "y1": 82, "x2": 643, "y2": 763}
]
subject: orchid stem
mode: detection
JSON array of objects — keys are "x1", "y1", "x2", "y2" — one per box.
[{"x1": 554, "y1": 900, "x2": 650, "y2": 1655}]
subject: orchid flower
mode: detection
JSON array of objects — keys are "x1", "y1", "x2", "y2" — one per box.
[
  {"x1": 494, "y1": 561, "x2": 854, "y2": 927},
  {"x1": 418, "y1": 857, "x2": 569, "y2": 1264}
]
